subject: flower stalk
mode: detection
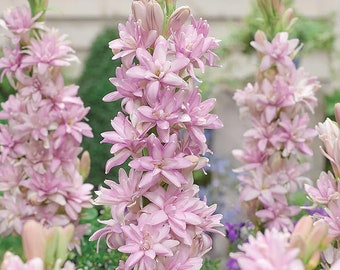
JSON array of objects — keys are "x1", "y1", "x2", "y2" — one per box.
[{"x1": 91, "y1": 0, "x2": 223, "y2": 268}]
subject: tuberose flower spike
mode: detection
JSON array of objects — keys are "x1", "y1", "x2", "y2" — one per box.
[
  {"x1": 0, "y1": 3, "x2": 93, "y2": 255},
  {"x1": 233, "y1": 4, "x2": 320, "y2": 231},
  {"x1": 91, "y1": 0, "x2": 224, "y2": 268}
]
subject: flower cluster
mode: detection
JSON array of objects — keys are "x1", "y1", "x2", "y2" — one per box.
[
  {"x1": 304, "y1": 103, "x2": 340, "y2": 268},
  {"x1": 231, "y1": 216, "x2": 334, "y2": 270},
  {"x1": 232, "y1": 29, "x2": 320, "y2": 230},
  {"x1": 0, "y1": 4, "x2": 93, "y2": 250},
  {"x1": 90, "y1": 0, "x2": 223, "y2": 268}
]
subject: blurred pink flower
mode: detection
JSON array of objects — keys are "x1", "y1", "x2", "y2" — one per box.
[
  {"x1": 231, "y1": 228, "x2": 304, "y2": 270},
  {"x1": 305, "y1": 171, "x2": 339, "y2": 204},
  {"x1": 0, "y1": 5, "x2": 45, "y2": 44},
  {"x1": 251, "y1": 32, "x2": 299, "y2": 71},
  {"x1": 0, "y1": 45, "x2": 23, "y2": 85},
  {"x1": 0, "y1": 251, "x2": 43, "y2": 270},
  {"x1": 22, "y1": 29, "x2": 78, "y2": 73}
]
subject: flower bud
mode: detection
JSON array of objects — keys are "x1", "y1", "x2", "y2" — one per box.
[
  {"x1": 334, "y1": 103, "x2": 340, "y2": 127},
  {"x1": 272, "y1": 0, "x2": 284, "y2": 16},
  {"x1": 146, "y1": 0, "x2": 164, "y2": 35},
  {"x1": 79, "y1": 150, "x2": 91, "y2": 180},
  {"x1": 132, "y1": 0, "x2": 147, "y2": 29},
  {"x1": 55, "y1": 224, "x2": 75, "y2": 264},
  {"x1": 254, "y1": 30, "x2": 267, "y2": 46},
  {"x1": 165, "y1": 6, "x2": 190, "y2": 36},
  {"x1": 22, "y1": 220, "x2": 46, "y2": 261}
]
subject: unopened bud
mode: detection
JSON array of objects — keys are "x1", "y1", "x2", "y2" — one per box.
[
  {"x1": 22, "y1": 220, "x2": 46, "y2": 261},
  {"x1": 146, "y1": 0, "x2": 164, "y2": 35},
  {"x1": 166, "y1": 6, "x2": 190, "y2": 36},
  {"x1": 272, "y1": 0, "x2": 285, "y2": 16},
  {"x1": 334, "y1": 103, "x2": 340, "y2": 126},
  {"x1": 305, "y1": 251, "x2": 321, "y2": 270},
  {"x1": 56, "y1": 224, "x2": 75, "y2": 264},
  {"x1": 79, "y1": 150, "x2": 91, "y2": 180},
  {"x1": 132, "y1": 1, "x2": 147, "y2": 29},
  {"x1": 254, "y1": 30, "x2": 267, "y2": 46}
]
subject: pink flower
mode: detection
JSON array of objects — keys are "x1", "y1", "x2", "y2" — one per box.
[
  {"x1": 316, "y1": 118, "x2": 340, "y2": 177},
  {"x1": 0, "y1": 45, "x2": 23, "y2": 85},
  {"x1": 0, "y1": 5, "x2": 45, "y2": 44},
  {"x1": 0, "y1": 162, "x2": 25, "y2": 191},
  {"x1": 22, "y1": 28, "x2": 78, "y2": 74},
  {"x1": 324, "y1": 200, "x2": 340, "y2": 238},
  {"x1": 53, "y1": 103, "x2": 93, "y2": 145},
  {"x1": 137, "y1": 88, "x2": 188, "y2": 143},
  {"x1": 119, "y1": 216, "x2": 179, "y2": 270},
  {"x1": 0, "y1": 191, "x2": 35, "y2": 236},
  {"x1": 129, "y1": 133, "x2": 194, "y2": 189},
  {"x1": 101, "y1": 112, "x2": 150, "y2": 173},
  {"x1": 181, "y1": 83, "x2": 223, "y2": 153},
  {"x1": 231, "y1": 228, "x2": 304, "y2": 270},
  {"x1": 109, "y1": 16, "x2": 158, "y2": 67},
  {"x1": 143, "y1": 185, "x2": 202, "y2": 245},
  {"x1": 126, "y1": 36, "x2": 189, "y2": 104},
  {"x1": 291, "y1": 67, "x2": 319, "y2": 113},
  {"x1": 169, "y1": 17, "x2": 220, "y2": 81},
  {"x1": 256, "y1": 77, "x2": 294, "y2": 122},
  {"x1": 93, "y1": 168, "x2": 145, "y2": 219},
  {"x1": 157, "y1": 244, "x2": 203, "y2": 270},
  {"x1": 279, "y1": 112, "x2": 317, "y2": 157},
  {"x1": 256, "y1": 201, "x2": 300, "y2": 231},
  {"x1": 305, "y1": 171, "x2": 339, "y2": 204},
  {"x1": 250, "y1": 32, "x2": 299, "y2": 71},
  {"x1": 0, "y1": 251, "x2": 44, "y2": 270}
]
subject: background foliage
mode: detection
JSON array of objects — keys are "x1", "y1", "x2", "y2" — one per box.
[{"x1": 77, "y1": 26, "x2": 128, "y2": 187}]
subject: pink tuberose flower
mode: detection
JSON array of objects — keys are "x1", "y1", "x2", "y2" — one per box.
[
  {"x1": 231, "y1": 228, "x2": 304, "y2": 270},
  {"x1": 119, "y1": 215, "x2": 179, "y2": 270},
  {"x1": 22, "y1": 28, "x2": 78, "y2": 74},
  {"x1": 250, "y1": 31, "x2": 299, "y2": 71},
  {"x1": 0, "y1": 251, "x2": 44, "y2": 270},
  {"x1": 129, "y1": 133, "x2": 194, "y2": 189}
]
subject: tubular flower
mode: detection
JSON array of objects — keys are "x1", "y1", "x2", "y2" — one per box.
[
  {"x1": 91, "y1": 0, "x2": 223, "y2": 268},
  {"x1": 0, "y1": 4, "x2": 93, "y2": 254},
  {"x1": 233, "y1": 28, "x2": 319, "y2": 230}
]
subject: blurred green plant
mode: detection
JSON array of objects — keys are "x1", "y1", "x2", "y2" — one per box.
[
  {"x1": 220, "y1": 0, "x2": 335, "y2": 57},
  {"x1": 325, "y1": 89, "x2": 340, "y2": 120},
  {"x1": 78, "y1": 26, "x2": 128, "y2": 187}
]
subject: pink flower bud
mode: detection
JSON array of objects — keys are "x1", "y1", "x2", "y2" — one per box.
[
  {"x1": 146, "y1": 0, "x2": 164, "y2": 35},
  {"x1": 165, "y1": 6, "x2": 190, "y2": 36},
  {"x1": 132, "y1": 0, "x2": 147, "y2": 29},
  {"x1": 22, "y1": 220, "x2": 46, "y2": 261},
  {"x1": 254, "y1": 30, "x2": 267, "y2": 47},
  {"x1": 334, "y1": 103, "x2": 340, "y2": 127},
  {"x1": 272, "y1": 0, "x2": 284, "y2": 15}
]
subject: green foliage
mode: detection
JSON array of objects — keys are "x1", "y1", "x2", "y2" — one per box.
[
  {"x1": 0, "y1": 77, "x2": 15, "y2": 103},
  {"x1": 202, "y1": 258, "x2": 221, "y2": 270},
  {"x1": 78, "y1": 26, "x2": 128, "y2": 187},
  {"x1": 0, "y1": 234, "x2": 23, "y2": 262},
  {"x1": 325, "y1": 89, "x2": 340, "y2": 120},
  {"x1": 221, "y1": 0, "x2": 335, "y2": 56}
]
